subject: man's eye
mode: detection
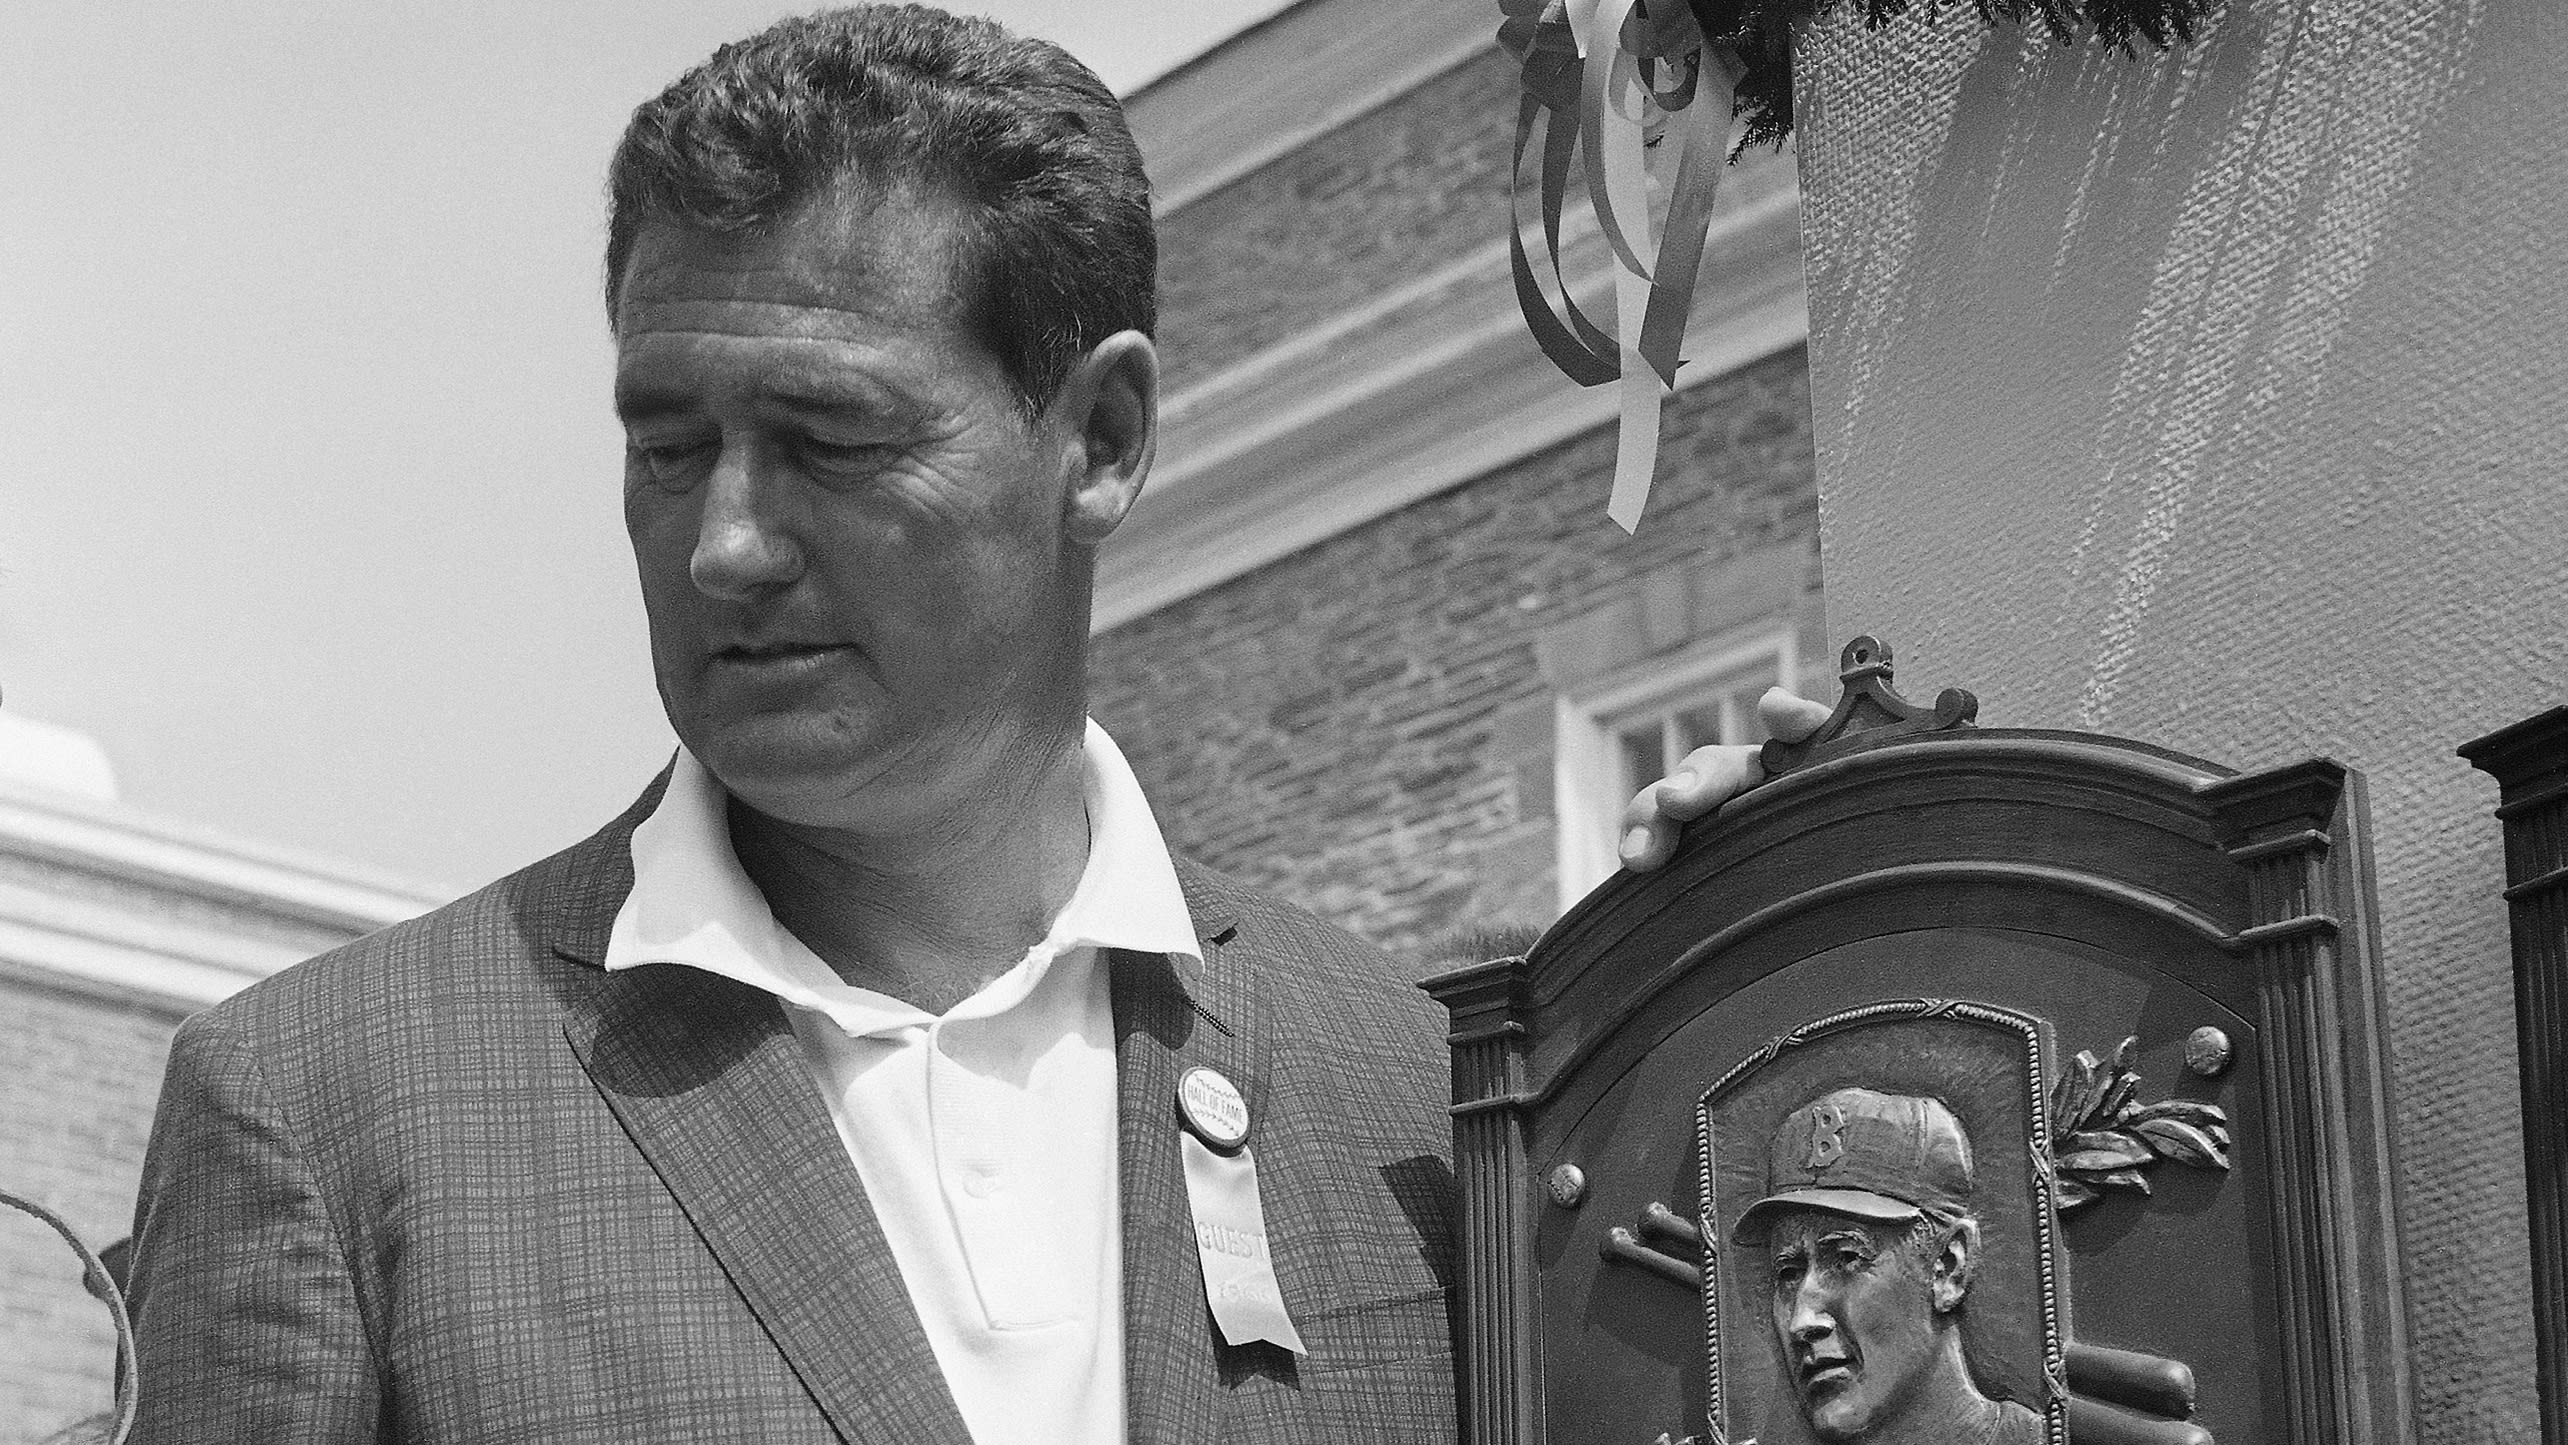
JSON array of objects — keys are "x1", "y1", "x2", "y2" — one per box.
[
  {"x1": 798, "y1": 437, "x2": 895, "y2": 482},
  {"x1": 627, "y1": 438, "x2": 715, "y2": 488}
]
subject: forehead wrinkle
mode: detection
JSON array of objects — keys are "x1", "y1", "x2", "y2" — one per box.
[
  {"x1": 615, "y1": 307, "x2": 949, "y2": 394},
  {"x1": 615, "y1": 358, "x2": 938, "y2": 436},
  {"x1": 616, "y1": 186, "x2": 975, "y2": 331},
  {"x1": 616, "y1": 296, "x2": 945, "y2": 344},
  {"x1": 1772, "y1": 1213, "x2": 1888, "y2": 1249},
  {"x1": 611, "y1": 195, "x2": 1011, "y2": 431}
]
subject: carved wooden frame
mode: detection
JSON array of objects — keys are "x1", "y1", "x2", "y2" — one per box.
[
  {"x1": 1426, "y1": 639, "x2": 2416, "y2": 1445},
  {"x1": 2459, "y1": 705, "x2": 2568, "y2": 1444}
]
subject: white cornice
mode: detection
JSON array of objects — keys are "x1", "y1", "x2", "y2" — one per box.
[
  {"x1": 1095, "y1": 150, "x2": 1809, "y2": 634},
  {"x1": 1125, "y1": 0, "x2": 1497, "y2": 215},
  {"x1": 0, "y1": 783, "x2": 449, "y2": 1014}
]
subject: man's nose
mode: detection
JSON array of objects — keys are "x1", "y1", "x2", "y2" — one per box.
[
  {"x1": 689, "y1": 446, "x2": 804, "y2": 601},
  {"x1": 1788, "y1": 1279, "x2": 1836, "y2": 1344}
]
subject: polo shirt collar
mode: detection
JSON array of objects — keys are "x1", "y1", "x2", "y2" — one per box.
[{"x1": 603, "y1": 718, "x2": 1202, "y2": 1039}]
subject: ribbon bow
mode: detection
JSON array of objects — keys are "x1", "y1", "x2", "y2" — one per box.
[
  {"x1": 1501, "y1": 0, "x2": 1743, "y2": 531},
  {"x1": 1499, "y1": 0, "x2": 2214, "y2": 530}
]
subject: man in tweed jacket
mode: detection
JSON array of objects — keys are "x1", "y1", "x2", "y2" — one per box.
[
  {"x1": 123, "y1": 7, "x2": 1773, "y2": 1442},
  {"x1": 123, "y1": 12, "x2": 1469, "y2": 1441},
  {"x1": 127, "y1": 779, "x2": 1462, "y2": 1442}
]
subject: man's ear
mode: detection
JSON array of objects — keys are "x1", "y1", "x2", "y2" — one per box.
[
  {"x1": 1050, "y1": 330, "x2": 1158, "y2": 546},
  {"x1": 1929, "y1": 1217, "x2": 1978, "y2": 1314}
]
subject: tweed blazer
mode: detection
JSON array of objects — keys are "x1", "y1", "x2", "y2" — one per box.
[{"x1": 125, "y1": 780, "x2": 1459, "y2": 1443}]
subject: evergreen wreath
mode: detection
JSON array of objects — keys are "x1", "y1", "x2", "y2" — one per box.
[{"x1": 1685, "y1": 0, "x2": 2220, "y2": 149}]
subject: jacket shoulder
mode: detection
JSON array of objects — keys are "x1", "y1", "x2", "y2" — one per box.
[
  {"x1": 1173, "y1": 855, "x2": 1449, "y2": 1135},
  {"x1": 180, "y1": 776, "x2": 663, "y2": 1061},
  {"x1": 1173, "y1": 855, "x2": 1441, "y2": 1035}
]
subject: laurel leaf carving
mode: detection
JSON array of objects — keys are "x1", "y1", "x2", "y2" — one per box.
[
  {"x1": 2131, "y1": 1117, "x2": 2231, "y2": 1170},
  {"x1": 2049, "y1": 1037, "x2": 2234, "y2": 1214}
]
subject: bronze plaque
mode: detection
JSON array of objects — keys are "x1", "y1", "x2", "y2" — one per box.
[{"x1": 1429, "y1": 639, "x2": 2414, "y2": 1445}]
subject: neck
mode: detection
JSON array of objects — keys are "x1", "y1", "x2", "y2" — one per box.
[
  {"x1": 727, "y1": 720, "x2": 1093, "y2": 1013},
  {"x1": 1870, "y1": 1334, "x2": 2013, "y2": 1445}
]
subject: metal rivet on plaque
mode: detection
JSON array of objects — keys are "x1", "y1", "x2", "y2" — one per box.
[
  {"x1": 2185, "y1": 1026, "x2": 2235, "y2": 1078},
  {"x1": 1545, "y1": 1163, "x2": 1588, "y2": 1209}
]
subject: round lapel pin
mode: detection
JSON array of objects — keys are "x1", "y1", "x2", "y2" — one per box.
[{"x1": 1176, "y1": 1066, "x2": 1251, "y2": 1152}]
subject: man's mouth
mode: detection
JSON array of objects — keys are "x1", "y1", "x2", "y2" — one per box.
[
  {"x1": 1798, "y1": 1355, "x2": 1854, "y2": 1394},
  {"x1": 714, "y1": 641, "x2": 844, "y2": 663},
  {"x1": 706, "y1": 641, "x2": 857, "y2": 683},
  {"x1": 724, "y1": 644, "x2": 832, "y2": 662}
]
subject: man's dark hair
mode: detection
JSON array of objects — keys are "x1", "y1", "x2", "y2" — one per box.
[{"x1": 605, "y1": 4, "x2": 1156, "y2": 412}]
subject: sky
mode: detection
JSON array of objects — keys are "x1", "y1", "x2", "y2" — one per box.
[{"x1": 0, "y1": 0, "x2": 1297, "y2": 893}]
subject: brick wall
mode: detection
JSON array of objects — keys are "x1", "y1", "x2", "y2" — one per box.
[
  {"x1": 1089, "y1": 345, "x2": 1820, "y2": 960},
  {"x1": 1153, "y1": 48, "x2": 1518, "y2": 393},
  {"x1": 0, "y1": 981, "x2": 176, "y2": 1444},
  {"x1": 1125, "y1": 32, "x2": 1823, "y2": 960}
]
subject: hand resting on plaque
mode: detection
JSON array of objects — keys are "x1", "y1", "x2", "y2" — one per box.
[{"x1": 1617, "y1": 686, "x2": 1835, "y2": 873}]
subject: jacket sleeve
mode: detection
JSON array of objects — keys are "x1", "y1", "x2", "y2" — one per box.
[{"x1": 125, "y1": 1006, "x2": 383, "y2": 1442}]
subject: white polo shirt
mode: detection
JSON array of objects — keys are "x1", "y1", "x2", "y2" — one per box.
[{"x1": 602, "y1": 720, "x2": 1202, "y2": 1445}]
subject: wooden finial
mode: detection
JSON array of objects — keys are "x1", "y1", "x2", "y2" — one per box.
[{"x1": 1758, "y1": 636, "x2": 1978, "y2": 778}]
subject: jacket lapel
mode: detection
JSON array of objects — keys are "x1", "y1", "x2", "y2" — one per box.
[
  {"x1": 1115, "y1": 862, "x2": 1299, "y2": 1445},
  {"x1": 545, "y1": 789, "x2": 973, "y2": 1445},
  {"x1": 1112, "y1": 945, "x2": 1219, "y2": 1445}
]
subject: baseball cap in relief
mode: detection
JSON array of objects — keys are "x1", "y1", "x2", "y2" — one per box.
[{"x1": 1730, "y1": 1087, "x2": 1975, "y2": 1244}]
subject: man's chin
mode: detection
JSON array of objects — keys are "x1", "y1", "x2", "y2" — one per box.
[
  {"x1": 686, "y1": 721, "x2": 892, "y2": 825},
  {"x1": 1801, "y1": 1383, "x2": 1871, "y2": 1442}
]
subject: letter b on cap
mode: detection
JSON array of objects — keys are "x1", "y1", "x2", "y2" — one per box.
[{"x1": 1803, "y1": 1101, "x2": 1849, "y2": 1172}]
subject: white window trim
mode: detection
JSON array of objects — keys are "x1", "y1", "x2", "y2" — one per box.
[{"x1": 1552, "y1": 629, "x2": 1799, "y2": 914}]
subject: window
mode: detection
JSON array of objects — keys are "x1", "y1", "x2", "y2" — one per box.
[{"x1": 1553, "y1": 632, "x2": 1795, "y2": 911}]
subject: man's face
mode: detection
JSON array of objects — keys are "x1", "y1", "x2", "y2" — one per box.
[
  {"x1": 1766, "y1": 1210, "x2": 1941, "y2": 1441},
  {"x1": 613, "y1": 187, "x2": 1086, "y2": 831}
]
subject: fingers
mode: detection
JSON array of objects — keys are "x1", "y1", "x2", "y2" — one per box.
[
  {"x1": 2065, "y1": 1395, "x2": 2213, "y2": 1445},
  {"x1": 1618, "y1": 744, "x2": 1763, "y2": 872},
  {"x1": 2064, "y1": 1344, "x2": 2196, "y2": 1420},
  {"x1": 1758, "y1": 685, "x2": 1833, "y2": 743},
  {"x1": 1612, "y1": 687, "x2": 1834, "y2": 874}
]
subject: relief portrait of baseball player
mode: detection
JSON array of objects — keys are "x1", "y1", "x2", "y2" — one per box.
[{"x1": 1731, "y1": 1088, "x2": 2045, "y2": 1445}]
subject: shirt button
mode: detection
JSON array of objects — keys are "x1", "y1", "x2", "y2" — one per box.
[{"x1": 963, "y1": 1168, "x2": 1002, "y2": 1199}]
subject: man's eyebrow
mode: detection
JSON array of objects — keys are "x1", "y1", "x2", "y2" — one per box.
[
  {"x1": 766, "y1": 385, "x2": 898, "y2": 418},
  {"x1": 612, "y1": 385, "x2": 695, "y2": 424},
  {"x1": 613, "y1": 384, "x2": 899, "y2": 423}
]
